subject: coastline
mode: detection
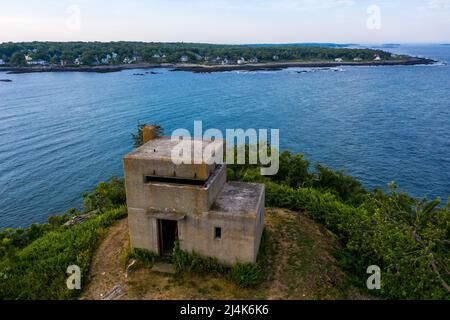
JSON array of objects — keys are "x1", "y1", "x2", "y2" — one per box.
[{"x1": 0, "y1": 57, "x2": 436, "y2": 75}]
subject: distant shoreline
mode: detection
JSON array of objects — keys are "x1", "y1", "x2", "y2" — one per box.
[
  {"x1": 0, "y1": 57, "x2": 436, "y2": 75},
  {"x1": 171, "y1": 57, "x2": 436, "y2": 73}
]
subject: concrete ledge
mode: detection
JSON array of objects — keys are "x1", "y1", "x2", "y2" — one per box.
[{"x1": 209, "y1": 182, "x2": 265, "y2": 220}]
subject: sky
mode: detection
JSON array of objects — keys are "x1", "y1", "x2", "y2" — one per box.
[{"x1": 0, "y1": 0, "x2": 449, "y2": 44}]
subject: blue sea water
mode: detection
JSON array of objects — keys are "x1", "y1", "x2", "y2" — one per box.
[{"x1": 0, "y1": 44, "x2": 449, "y2": 228}]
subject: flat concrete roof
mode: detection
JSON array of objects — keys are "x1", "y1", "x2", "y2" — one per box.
[
  {"x1": 125, "y1": 136, "x2": 224, "y2": 164},
  {"x1": 210, "y1": 182, "x2": 265, "y2": 218}
]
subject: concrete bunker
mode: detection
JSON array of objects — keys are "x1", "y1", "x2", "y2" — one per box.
[{"x1": 123, "y1": 128, "x2": 265, "y2": 264}]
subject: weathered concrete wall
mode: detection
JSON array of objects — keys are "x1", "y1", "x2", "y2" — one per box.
[
  {"x1": 128, "y1": 208, "x2": 159, "y2": 253},
  {"x1": 253, "y1": 188, "x2": 265, "y2": 261},
  {"x1": 124, "y1": 137, "x2": 266, "y2": 265},
  {"x1": 125, "y1": 137, "x2": 224, "y2": 181},
  {"x1": 179, "y1": 214, "x2": 256, "y2": 264},
  {"x1": 180, "y1": 183, "x2": 266, "y2": 264},
  {"x1": 124, "y1": 159, "x2": 226, "y2": 214}
]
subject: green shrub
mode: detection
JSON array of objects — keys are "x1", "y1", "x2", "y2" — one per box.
[
  {"x1": 129, "y1": 248, "x2": 159, "y2": 266},
  {"x1": 229, "y1": 263, "x2": 262, "y2": 288},
  {"x1": 172, "y1": 233, "x2": 268, "y2": 288},
  {"x1": 0, "y1": 206, "x2": 127, "y2": 300},
  {"x1": 313, "y1": 164, "x2": 368, "y2": 206},
  {"x1": 82, "y1": 177, "x2": 126, "y2": 212}
]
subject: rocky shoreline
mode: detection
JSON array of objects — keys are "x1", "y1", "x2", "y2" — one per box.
[
  {"x1": 0, "y1": 57, "x2": 436, "y2": 75},
  {"x1": 0, "y1": 63, "x2": 162, "y2": 74},
  {"x1": 171, "y1": 57, "x2": 436, "y2": 73}
]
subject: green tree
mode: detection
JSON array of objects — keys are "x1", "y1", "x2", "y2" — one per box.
[{"x1": 9, "y1": 52, "x2": 26, "y2": 66}]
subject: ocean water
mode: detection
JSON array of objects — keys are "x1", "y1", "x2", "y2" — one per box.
[{"x1": 0, "y1": 44, "x2": 449, "y2": 228}]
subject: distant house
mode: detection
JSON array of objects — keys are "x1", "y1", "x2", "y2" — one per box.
[
  {"x1": 194, "y1": 53, "x2": 203, "y2": 61},
  {"x1": 335, "y1": 58, "x2": 343, "y2": 62},
  {"x1": 25, "y1": 55, "x2": 33, "y2": 64},
  {"x1": 221, "y1": 58, "x2": 230, "y2": 65},
  {"x1": 112, "y1": 52, "x2": 119, "y2": 60},
  {"x1": 101, "y1": 54, "x2": 112, "y2": 64},
  {"x1": 180, "y1": 55, "x2": 189, "y2": 63},
  {"x1": 249, "y1": 57, "x2": 258, "y2": 63},
  {"x1": 132, "y1": 54, "x2": 140, "y2": 63},
  {"x1": 353, "y1": 57, "x2": 362, "y2": 61},
  {"x1": 123, "y1": 57, "x2": 135, "y2": 64},
  {"x1": 374, "y1": 54, "x2": 382, "y2": 61},
  {"x1": 237, "y1": 57, "x2": 246, "y2": 65},
  {"x1": 60, "y1": 60, "x2": 68, "y2": 66},
  {"x1": 272, "y1": 55, "x2": 279, "y2": 61},
  {"x1": 153, "y1": 53, "x2": 161, "y2": 59},
  {"x1": 74, "y1": 57, "x2": 82, "y2": 65},
  {"x1": 0, "y1": 59, "x2": 5, "y2": 65},
  {"x1": 28, "y1": 60, "x2": 49, "y2": 66}
]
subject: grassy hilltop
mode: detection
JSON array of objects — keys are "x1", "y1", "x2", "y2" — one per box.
[{"x1": 0, "y1": 149, "x2": 448, "y2": 300}]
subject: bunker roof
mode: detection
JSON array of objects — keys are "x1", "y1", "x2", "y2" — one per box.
[
  {"x1": 124, "y1": 136, "x2": 224, "y2": 181},
  {"x1": 125, "y1": 136, "x2": 223, "y2": 162},
  {"x1": 210, "y1": 182, "x2": 265, "y2": 219}
]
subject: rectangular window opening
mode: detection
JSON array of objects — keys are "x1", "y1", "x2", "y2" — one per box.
[
  {"x1": 144, "y1": 175, "x2": 206, "y2": 186},
  {"x1": 214, "y1": 227, "x2": 222, "y2": 240}
]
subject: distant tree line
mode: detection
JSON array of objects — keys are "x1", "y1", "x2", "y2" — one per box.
[{"x1": 0, "y1": 42, "x2": 399, "y2": 67}]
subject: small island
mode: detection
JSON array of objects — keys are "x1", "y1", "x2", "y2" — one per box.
[{"x1": 0, "y1": 42, "x2": 435, "y2": 74}]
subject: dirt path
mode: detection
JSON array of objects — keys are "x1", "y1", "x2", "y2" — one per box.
[{"x1": 81, "y1": 219, "x2": 129, "y2": 300}]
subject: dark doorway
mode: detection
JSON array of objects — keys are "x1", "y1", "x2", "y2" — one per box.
[{"x1": 158, "y1": 220, "x2": 178, "y2": 256}]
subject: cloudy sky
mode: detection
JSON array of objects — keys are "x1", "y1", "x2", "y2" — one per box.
[{"x1": 0, "y1": 0, "x2": 449, "y2": 43}]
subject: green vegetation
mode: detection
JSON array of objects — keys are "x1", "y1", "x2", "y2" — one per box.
[
  {"x1": 82, "y1": 176, "x2": 126, "y2": 212},
  {"x1": 0, "y1": 42, "x2": 398, "y2": 66},
  {"x1": 128, "y1": 232, "x2": 268, "y2": 289},
  {"x1": 0, "y1": 178, "x2": 127, "y2": 300},
  {"x1": 131, "y1": 123, "x2": 164, "y2": 149},
  {"x1": 229, "y1": 150, "x2": 450, "y2": 299},
  {"x1": 0, "y1": 138, "x2": 448, "y2": 299}
]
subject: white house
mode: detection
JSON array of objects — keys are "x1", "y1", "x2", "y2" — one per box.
[
  {"x1": 353, "y1": 57, "x2": 362, "y2": 61},
  {"x1": 25, "y1": 55, "x2": 33, "y2": 64},
  {"x1": 180, "y1": 55, "x2": 189, "y2": 63},
  {"x1": 153, "y1": 53, "x2": 161, "y2": 59},
  {"x1": 123, "y1": 57, "x2": 137, "y2": 64},
  {"x1": 250, "y1": 57, "x2": 258, "y2": 63},
  {"x1": 221, "y1": 58, "x2": 230, "y2": 65},
  {"x1": 272, "y1": 55, "x2": 279, "y2": 61},
  {"x1": 28, "y1": 60, "x2": 48, "y2": 66},
  {"x1": 335, "y1": 58, "x2": 343, "y2": 62},
  {"x1": 74, "y1": 57, "x2": 82, "y2": 65},
  {"x1": 101, "y1": 54, "x2": 112, "y2": 64},
  {"x1": 237, "y1": 57, "x2": 246, "y2": 65},
  {"x1": 0, "y1": 59, "x2": 5, "y2": 65},
  {"x1": 374, "y1": 55, "x2": 382, "y2": 61}
]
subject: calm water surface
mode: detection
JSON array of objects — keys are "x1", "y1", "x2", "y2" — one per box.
[{"x1": 0, "y1": 44, "x2": 449, "y2": 228}]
